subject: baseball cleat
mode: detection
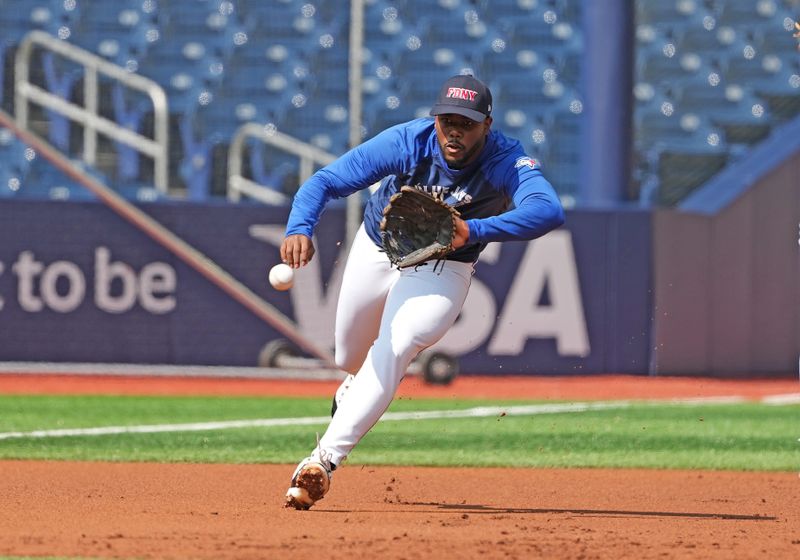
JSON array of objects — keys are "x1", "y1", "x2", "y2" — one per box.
[{"x1": 284, "y1": 454, "x2": 335, "y2": 510}]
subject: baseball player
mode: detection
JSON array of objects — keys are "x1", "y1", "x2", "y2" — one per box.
[{"x1": 281, "y1": 75, "x2": 565, "y2": 509}]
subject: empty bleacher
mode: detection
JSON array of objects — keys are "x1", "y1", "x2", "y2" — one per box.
[
  {"x1": 633, "y1": 0, "x2": 800, "y2": 204},
  {"x1": 0, "y1": 0, "x2": 797, "y2": 205}
]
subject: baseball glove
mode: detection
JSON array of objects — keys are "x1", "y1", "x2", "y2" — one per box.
[{"x1": 380, "y1": 186, "x2": 460, "y2": 268}]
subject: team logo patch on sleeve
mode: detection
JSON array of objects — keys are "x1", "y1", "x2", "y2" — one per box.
[{"x1": 515, "y1": 156, "x2": 540, "y2": 170}]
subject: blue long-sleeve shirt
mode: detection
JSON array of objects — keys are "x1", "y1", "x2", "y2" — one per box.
[{"x1": 286, "y1": 118, "x2": 565, "y2": 263}]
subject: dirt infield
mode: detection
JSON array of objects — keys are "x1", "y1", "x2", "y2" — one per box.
[
  {"x1": 1, "y1": 461, "x2": 797, "y2": 560},
  {"x1": 0, "y1": 373, "x2": 798, "y2": 559}
]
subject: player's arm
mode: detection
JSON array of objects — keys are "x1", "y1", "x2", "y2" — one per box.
[
  {"x1": 466, "y1": 161, "x2": 565, "y2": 244},
  {"x1": 283, "y1": 126, "x2": 410, "y2": 266}
]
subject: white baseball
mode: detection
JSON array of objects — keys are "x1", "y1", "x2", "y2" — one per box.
[{"x1": 269, "y1": 263, "x2": 294, "y2": 291}]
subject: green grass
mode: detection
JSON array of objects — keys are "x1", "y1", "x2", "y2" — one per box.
[{"x1": 0, "y1": 394, "x2": 797, "y2": 471}]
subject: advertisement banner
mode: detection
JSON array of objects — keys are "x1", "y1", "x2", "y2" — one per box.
[{"x1": 0, "y1": 199, "x2": 651, "y2": 375}]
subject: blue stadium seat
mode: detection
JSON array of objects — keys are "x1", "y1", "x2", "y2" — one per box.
[
  {"x1": 717, "y1": 0, "x2": 782, "y2": 27},
  {"x1": 493, "y1": 70, "x2": 563, "y2": 112},
  {"x1": 69, "y1": 1, "x2": 153, "y2": 63},
  {"x1": 278, "y1": 96, "x2": 350, "y2": 154},
  {"x1": 0, "y1": 126, "x2": 28, "y2": 197},
  {"x1": 633, "y1": 85, "x2": 731, "y2": 205},
  {"x1": 478, "y1": 43, "x2": 540, "y2": 85},
  {"x1": 477, "y1": 0, "x2": 538, "y2": 20},
  {"x1": 137, "y1": 39, "x2": 226, "y2": 105},
  {"x1": 177, "y1": 111, "x2": 214, "y2": 199},
  {"x1": 420, "y1": 12, "x2": 486, "y2": 47},
  {"x1": 110, "y1": 83, "x2": 152, "y2": 182},
  {"x1": 634, "y1": 103, "x2": 728, "y2": 154},
  {"x1": 544, "y1": 109, "x2": 582, "y2": 195},
  {"x1": 636, "y1": 44, "x2": 708, "y2": 87},
  {"x1": 160, "y1": 1, "x2": 243, "y2": 61},
  {"x1": 238, "y1": 0, "x2": 319, "y2": 42},
  {"x1": 722, "y1": 52, "x2": 795, "y2": 94},
  {"x1": 0, "y1": 0, "x2": 52, "y2": 29},
  {"x1": 20, "y1": 157, "x2": 100, "y2": 201},
  {"x1": 362, "y1": 89, "x2": 417, "y2": 139},
  {"x1": 247, "y1": 138, "x2": 300, "y2": 195},
  {"x1": 635, "y1": 0, "x2": 700, "y2": 26},
  {"x1": 674, "y1": 25, "x2": 727, "y2": 54},
  {"x1": 498, "y1": 10, "x2": 580, "y2": 53},
  {"x1": 41, "y1": 52, "x2": 82, "y2": 150},
  {"x1": 674, "y1": 82, "x2": 772, "y2": 137},
  {"x1": 493, "y1": 107, "x2": 533, "y2": 139},
  {"x1": 752, "y1": 15, "x2": 800, "y2": 54},
  {"x1": 395, "y1": 48, "x2": 478, "y2": 96},
  {"x1": 363, "y1": 0, "x2": 413, "y2": 57}
]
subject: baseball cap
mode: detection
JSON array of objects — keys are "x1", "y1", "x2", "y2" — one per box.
[{"x1": 430, "y1": 75, "x2": 492, "y2": 122}]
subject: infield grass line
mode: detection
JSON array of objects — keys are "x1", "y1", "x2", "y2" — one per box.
[{"x1": 0, "y1": 397, "x2": 760, "y2": 441}]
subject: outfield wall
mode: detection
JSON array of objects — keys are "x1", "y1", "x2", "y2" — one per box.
[
  {"x1": 0, "y1": 199, "x2": 652, "y2": 375},
  {"x1": 652, "y1": 149, "x2": 800, "y2": 377}
]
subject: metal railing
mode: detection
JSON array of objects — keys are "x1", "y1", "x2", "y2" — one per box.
[
  {"x1": 227, "y1": 123, "x2": 337, "y2": 205},
  {"x1": 14, "y1": 30, "x2": 170, "y2": 193},
  {"x1": 227, "y1": 0, "x2": 366, "y2": 247}
]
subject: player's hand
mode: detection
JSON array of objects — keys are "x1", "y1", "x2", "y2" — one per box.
[
  {"x1": 452, "y1": 217, "x2": 469, "y2": 250},
  {"x1": 281, "y1": 234, "x2": 315, "y2": 268}
]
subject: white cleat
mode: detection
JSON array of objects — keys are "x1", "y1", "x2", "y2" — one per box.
[{"x1": 284, "y1": 454, "x2": 334, "y2": 510}]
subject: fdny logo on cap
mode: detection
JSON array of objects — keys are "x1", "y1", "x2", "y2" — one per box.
[
  {"x1": 446, "y1": 87, "x2": 478, "y2": 101},
  {"x1": 514, "y1": 156, "x2": 540, "y2": 170}
]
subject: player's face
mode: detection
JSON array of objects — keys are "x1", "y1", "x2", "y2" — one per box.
[{"x1": 435, "y1": 114, "x2": 492, "y2": 169}]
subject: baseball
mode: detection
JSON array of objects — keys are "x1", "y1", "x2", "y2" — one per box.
[{"x1": 269, "y1": 263, "x2": 294, "y2": 291}]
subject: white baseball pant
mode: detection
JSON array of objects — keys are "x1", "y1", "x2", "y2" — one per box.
[{"x1": 317, "y1": 223, "x2": 474, "y2": 465}]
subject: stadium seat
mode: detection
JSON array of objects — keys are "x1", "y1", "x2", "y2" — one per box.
[
  {"x1": 69, "y1": 3, "x2": 154, "y2": 65},
  {"x1": 395, "y1": 47, "x2": 479, "y2": 98},
  {"x1": 238, "y1": 0, "x2": 319, "y2": 42},
  {"x1": 493, "y1": 71, "x2": 563, "y2": 111},
  {"x1": 674, "y1": 82, "x2": 772, "y2": 144},
  {"x1": 177, "y1": 112, "x2": 214, "y2": 200},
  {"x1": 635, "y1": 0, "x2": 699, "y2": 26},
  {"x1": 634, "y1": 104, "x2": 727, "y2": 153},
  {"x1": 675, "y1": 24, "x2": 727, "y2": 54},
  {"x1": 246, "y1": 139, "x2": 301, "y2": 197},
  {"x1": 478, "y1": 44, "x2": 540, "y2": 86},
  {"x1": 362, "y1": 89, "x2": 417, "y2": 139},
  {"x1": 634, "y1": 100, "x2": 731, "y2": 205},
  {"x1": 0, "y1": 126, "x2": 28, "y2": 197},
  {"x1": 19, "y1": 156, "x2": 100, "y2": 201},
  {"x1": 478, "y1": 0, "x2": 538, "y2": 19},
  {"x1": 0, "y1": 0, "x2": 51, "y2": 28},
  {"x1": 499, "y1": 11, "x2": 580, "y2": 53},
  {"x1": 41, "y1": 52, "x2": 82, "y2": 150},
  {"x1": 0, "y1": 0, "x2": 46, "y2": 107},
  {"x1": 137, "y1": 39, "x2": 227, "y2": 105},
  {"x1": 717, "y1": 0, "x2": 782, "y2": 27},
  {"x1": 544, "y1": 109, "x2": 582, "y2": 196},
  {"x1": 6, "y1": 0, "x2": 795, "y2": 206},
  {"x1": 159, "y1": 2, "x2": 244, "y2": 61},
  {"x1": 722, "y1": 52, "x2": 796, "y2": 94},
  {"x1": 363, "y1": 0, "x2": 419, "y2": 59},
  {"x1": 111, "y1": 83, "x2": 151, "y2": 182},
  {"x1": 421, "y1": 11, "x2": 487, "y2": 47},
  {"x1": 278, "y1": 96, "x2": 350, "y2": 154},
  {"x1": 636, "y1": 44, "x2": 708, "y2": 87}
]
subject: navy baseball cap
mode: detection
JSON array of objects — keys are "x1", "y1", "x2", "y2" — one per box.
[{"x1": 430, "y1": 75, "x2": 492, "y2": 122}]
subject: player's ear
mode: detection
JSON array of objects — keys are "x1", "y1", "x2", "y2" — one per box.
[{"x1": 483, "y1": 116, "x2": 493, "y2": 131}]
